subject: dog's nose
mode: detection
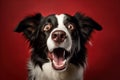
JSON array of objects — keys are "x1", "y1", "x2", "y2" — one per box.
[{"x1": 52, "y1": 30, "x2": 67, "y2": 44}]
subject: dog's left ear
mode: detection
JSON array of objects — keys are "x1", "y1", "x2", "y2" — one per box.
[
  {"x1": 14, "y1": 13, "x2": 43, "y2": 40},
  {"x1": 74, "y1": 12, "x2": 102, "y2": 41}
]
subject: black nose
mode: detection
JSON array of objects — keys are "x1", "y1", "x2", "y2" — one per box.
[{"x1": 52, "y1": 30, "x2": 67, "y2": 44}]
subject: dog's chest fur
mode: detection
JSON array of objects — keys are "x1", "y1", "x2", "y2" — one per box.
[{"x1": 28, "y1": 60, "x2": 84, "y2": 80}]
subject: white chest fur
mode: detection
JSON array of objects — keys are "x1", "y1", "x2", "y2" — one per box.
[{"x1": 28, "y1": 60, "x2": 84, "y2": 80}]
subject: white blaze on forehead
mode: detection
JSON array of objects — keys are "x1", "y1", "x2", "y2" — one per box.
[
  {"x1": 55, "y1": 14, "x2": 68, "y2": 33},
  {"x1": 47, "y1": 14, "x2": 72, "y2": 52},
  {"x1": 55, "y1": 14, "x2": 66, "y2": 28}
]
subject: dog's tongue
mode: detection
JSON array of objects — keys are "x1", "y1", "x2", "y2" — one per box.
[
  {"x1": 51, "y1": 48, "x2": 66, "y2": 70},
  {"x1": 52, "y1": 53, "x2": 64, "y2": 65}
]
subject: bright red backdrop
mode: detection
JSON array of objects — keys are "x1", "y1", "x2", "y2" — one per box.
[{"x1": 0, "y1": 0, "x2": 120, "y2": 80}]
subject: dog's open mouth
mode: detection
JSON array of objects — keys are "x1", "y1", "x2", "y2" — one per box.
[{"x1": 48, "y1": 48, "x2": 70, "y2": 70}]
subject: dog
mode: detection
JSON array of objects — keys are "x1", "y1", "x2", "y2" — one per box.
[{"x1": 14, "y1": 12, "x2": 102, "y2": 80}]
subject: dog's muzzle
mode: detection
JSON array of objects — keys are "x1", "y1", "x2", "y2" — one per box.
[{"x1": 47, "y1": 29, "x2": 72, "y2": 70}]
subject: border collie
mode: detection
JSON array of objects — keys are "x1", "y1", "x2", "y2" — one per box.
[{"x1": 14, "y1": 12, "x2": 102, "y2": 80}]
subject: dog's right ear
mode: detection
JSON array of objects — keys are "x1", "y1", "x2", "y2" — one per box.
[
  {"x1": 74, "y1": 12, "x2": 102, "y2": 41},
  {"x1": 14, "y1": 13, "x2": 43, "y2": 40}
]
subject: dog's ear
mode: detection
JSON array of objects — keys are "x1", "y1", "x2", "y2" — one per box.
[
  {"x1": 14, "y1": 13, "x2": 43, "y2": 40},
  {"x1": 74, "y1": 12, "x2": 102, "y2": 41}
]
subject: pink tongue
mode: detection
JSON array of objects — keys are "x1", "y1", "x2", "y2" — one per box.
[{"x1": 52, "y1": 54, "x2": 64, "y2": 65}]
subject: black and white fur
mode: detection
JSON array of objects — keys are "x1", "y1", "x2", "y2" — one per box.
[{"x1": 14, "y1": 12, "x2": 102, "y2": 80}]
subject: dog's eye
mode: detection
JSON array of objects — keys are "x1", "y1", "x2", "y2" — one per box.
[
  {"x1": 67, "y1": 24, "x2": 74, "y2": 30},
  {"x1": 44, "y1": 24, "x2": 52, "y2": 31}
]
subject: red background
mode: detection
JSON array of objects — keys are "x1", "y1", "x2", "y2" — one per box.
[{"x1": 0, "y1": 0, "x2": 120, "y2": 80}]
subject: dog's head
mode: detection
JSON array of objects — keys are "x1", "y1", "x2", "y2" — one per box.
[{"x1": 14, "y1": 12, "x2": 102, "y2": 71}]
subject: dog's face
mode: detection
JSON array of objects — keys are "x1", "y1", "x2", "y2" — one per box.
[
  {"x1": 14, "y1": 12, "x2": 102, "y2": 71},
  {"x1": 43, "y1": 14, "x2": 74, "y2": 70}
]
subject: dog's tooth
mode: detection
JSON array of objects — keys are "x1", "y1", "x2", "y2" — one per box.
[
  {"x1": 63, "y1": 50, "x2": 65, "y2": 58},
  {"x1": 63, "y1": 60, "x2": 66, "y2": 64}
]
